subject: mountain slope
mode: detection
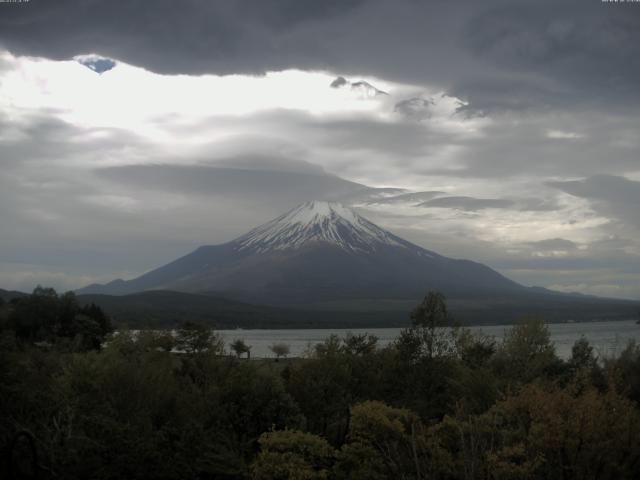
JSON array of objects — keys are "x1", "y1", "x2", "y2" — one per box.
[{"x1": 78, "y1": 201, "x2": 523, "y2": 302}]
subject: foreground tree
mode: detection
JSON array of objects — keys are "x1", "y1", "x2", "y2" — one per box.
[
  {"x1": 491, "y1": 317, "x2": 561, "y2": 385},
  {"x1": 251, "y1": 429, "x2": 334, "y2": 480},
  {"x1": 605, "y1": 339, "x2": 640, "y2": 403},
  {"x1": 430, "y1": 383, "x2": 640, "y2": 480},
  {"x1": 334, "y1": 401, "x2": 429, "y2": 480}
]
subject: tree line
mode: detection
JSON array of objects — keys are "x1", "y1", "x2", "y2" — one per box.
[{"x1": 1, "y1": 288, "x2": 640, "y2": 479}]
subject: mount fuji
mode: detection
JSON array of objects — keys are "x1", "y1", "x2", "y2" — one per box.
[{"x1": 79, "y1": 201, "x2": 524, "y2": 303}]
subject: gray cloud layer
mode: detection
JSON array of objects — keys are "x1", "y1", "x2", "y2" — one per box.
[
  {"x1": 420, "y1": 196, "x2": 514, "y2": 211},
  {"x1": 96, "y1": 162, "x2": 374, "y2": 209},
  {"x1": 1, "y1": 0, "x2": 639, "y2": 111},
  {"x1": 550, "y1": 175, "x2": 640, "y2": 228}
]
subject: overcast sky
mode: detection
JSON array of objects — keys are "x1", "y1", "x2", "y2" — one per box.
[{"x1": 1, "y1": 0, "x2": 639, "y2": 299}]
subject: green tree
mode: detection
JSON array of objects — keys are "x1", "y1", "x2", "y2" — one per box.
[
  {"x1": 67, "y1": 313, "x2": 104, "y2": 351},
  {"x1": 136, "y1": 329, "x2": 176, "y2": 352},
  {"x1": 175, "y1": 321, "x2": 223, "y2": 354},
  {"x1": 456, "y1": 328, "x2": 496, "y2": 368},
  {"x1": 251, "y1": 429, "x2": 335, "y2": 480},
  {"x1": 428, "y1": 383, "x2": 640, "y2": 480},
  {"x1": 230, "y1": 338, "x2": 251, "y2": 359},
  {"x1": 343, "y1": 332, "x2": 378, "y2": 356},
  {"x1": 567, "y1": 336, "x2": 606, "y2": 390},
  {"x1": 334, "y1": 401, "x2": 440, "y2": 480},
  {"x1": 411, "y1": 291, "x2": 449, "y2": 329},
  {"x1": 491, "y1": 317, "x2": 560, "y2": 384},
  {"x1": 571, "y1": 337, "x2": 596, "y2": 368},
  {"x1": 385, "y1": 293, "x2": 466, "y2": 419},
  {"x1": 403, "y1": 291, "x2": 458, "y2": 360},
  {"x1": 7, "y1": 288, "x2": 111, "y2": 350},
  {"x1": 79, "y1": 302, "x2": 112, "y2": 338},
  {"x1": 312, "y1": 335, "x2": 342, "y2": 358},
  {"x1": 487, "y1": 384, "x2": 640, "y2": 479},
  {"x1": 286, "y1": 353, "x2": 352, "y2": 437},
  {"x1": 605, "y1": 339, "x2": 640, "y2": 403},
  {"x1": 270, "y1": 342, "x2": 290, "y2": 361},
  {"x1": 9, "y1": 286, "x2": 59, "y2": 342}
]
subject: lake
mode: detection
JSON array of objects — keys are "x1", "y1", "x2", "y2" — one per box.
[{"x1": 218, "y1": 319, "x2": 640, "y2": 359}]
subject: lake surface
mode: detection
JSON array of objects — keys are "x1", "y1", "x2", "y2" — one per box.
[{"x1": 218, "y1": 320, "x2": 640, "y2": 359}]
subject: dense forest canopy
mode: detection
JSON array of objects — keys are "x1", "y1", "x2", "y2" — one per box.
[{"x1": 1, "y1": 288, "x2": 640, "y2": 479}]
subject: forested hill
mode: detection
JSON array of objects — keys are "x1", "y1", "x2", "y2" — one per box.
[
  {"x1": 3, "y1": 287, "x2": 638, "y2": 329},
  {"x1": 0, "y1": 288, "x2": 27, "y2": 302},
  {"x1": 75, "y1": 290, "x2": 408, "y2": 329},
  {"x1": 76, "y1": 290, "x2": 639, "y2": 329}
]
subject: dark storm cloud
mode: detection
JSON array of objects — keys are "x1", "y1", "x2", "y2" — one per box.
[
  {"x1": 1, "y1": 0, "x2": 639, "y2": 110},
  {"x1": 460, "y1": 2, "x2": 640, "y2": 112},
  {"x1": 0, "y1": 0, "x2": 368, "y2": 75}
]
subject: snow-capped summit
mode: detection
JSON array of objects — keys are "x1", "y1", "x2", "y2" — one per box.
[{"x1": 234, "y1": 201, "x2": 405, "y2": 253}]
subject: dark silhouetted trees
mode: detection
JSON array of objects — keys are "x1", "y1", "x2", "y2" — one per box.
[
  {"x1": 5, "y1": 287, "x2": 112, "y2": 350},
  {"x1": 269, "y1": 342, "x2": 290, "y2": 361},
  {"x1": 230, "y1": 338, "x2": 251, "y2": 359},
  {"x1": 175, "y1": 321, "x2": 223, "y2": 354}
]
